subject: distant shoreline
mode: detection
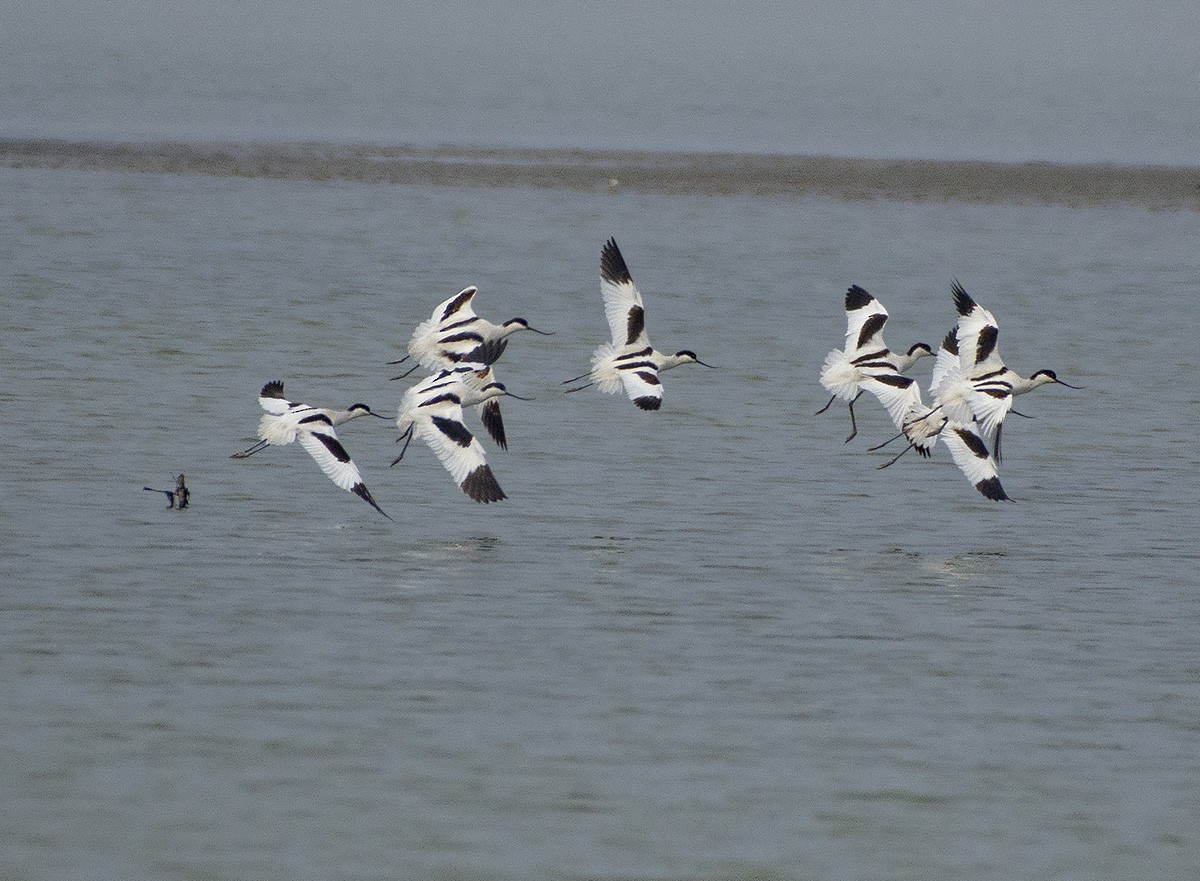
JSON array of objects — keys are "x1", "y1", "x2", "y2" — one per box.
[{"x1": 3, "y1": 137, "x2": 1198, "y2": 209}]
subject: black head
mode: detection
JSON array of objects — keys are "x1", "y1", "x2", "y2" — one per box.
[
  {"x1": 908, "y1": 342, "x2": 934, "y2": 357},
  {"x1": 676, "y1": 350, "x2": 717, "y2": 368},
  {"x1": 505, "y1": 317, "x2": 553, "y2": 335},
  {"x1": 349, "y1": 403, "x2": 389, "y2": 418},
  {"x1": 1031, "y1": 368, "x2": 1083, "y2": 389}
]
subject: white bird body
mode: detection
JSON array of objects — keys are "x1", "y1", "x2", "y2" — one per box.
[
  {"x1": 565, "y1": 237, "x2": 714, "y2": 410},
  {"x1": 401, "y1": 286, "x2": 550, "y2": 374},
  {"x1": 817, "y1": 285, "x2": 932, "y2": 441},
  {"x1": 231, "y1": 381, "x2": 390, "y2": 517},
  {"x1": 392, "y1": 366, "x2": 518, "y2": 503}
]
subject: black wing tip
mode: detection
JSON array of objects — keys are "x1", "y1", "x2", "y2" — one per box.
[
  {"x1": 975, "y1": 477, "x2": 1010, "y2": 501},
  {"x1": 845, "y1": 285, "x2": 874, "y2": 311},
  {"x1": 952, "y1": 280, "x2": 975, "y2": 316},
  {"x1": 468, "y1": 338, "x2": 509, "y2": 366},
  {"x1": 462, "y1": 465, "x2": 507, "y2": 503},
  {"x1": 941, "y1": 329, "x2": 959, "y2": 354},
  {"x1": 260, "y1": 380, "x2": 285, "y2": 398},
  {"x1": 601, "y1": 237, "x2": 633, "y2": 285},
  {"x1": 634, "y1": 396, "x2": 662, "y2": 411},
  {"x1": 481, "y1": 399, "x2": 508, "y2": 450},
  {"x1": 351, "y1": 482, "x2": 391, "y2": 518}
]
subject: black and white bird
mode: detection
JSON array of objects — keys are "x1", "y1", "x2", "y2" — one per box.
[
  {"x1": 390, "y1": 285, "x2": 552, "y2": 379},
  {"x1": 949, "y1": 281, "x2": 1080, "y2": 462},
  {"x1": 817, "y1": 285, "x2": 932, "y2": 442},
  {"x1": 878, "y1": 330, "x2": 1011, "y2": 501},
  {"x1": 564, "y1": 237, "x2": 715, "y2": 410},
  {"x1": 230, "y1": 381, "x2": 391, "y2": 518},
  {"x1": 391, "y1": 366, "x2": 529, "y2": 503}
]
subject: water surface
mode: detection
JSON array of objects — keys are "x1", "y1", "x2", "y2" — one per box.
[{"x1": 2, "y1": 160, "x2": 1199, "y2": 880}]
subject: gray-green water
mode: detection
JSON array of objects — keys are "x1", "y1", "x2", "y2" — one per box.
[{"x1": 2, "y1": 157, "x2": 1199, "y2": 880}]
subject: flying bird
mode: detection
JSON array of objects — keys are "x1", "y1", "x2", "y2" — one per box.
[
  {"x1": 817, "y1": 285, "x2": 932, "y2": 442},
  {"x1": 230, "y1": 381, "x2": 390, "y2": 518},
  {"x1": 390, "y1": 285, "x2": 552, "y2": 379},
  {"x1": 949, "y1": 281, "x2": 1080, "y2": 462},
  {"x1": 392, "y1": 366, "x2": 530, "y2": 503},
  {"x1": 564, "y1": 237, "x2": 715, "y2": 410}
]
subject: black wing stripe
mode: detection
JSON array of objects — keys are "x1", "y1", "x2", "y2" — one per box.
[
  {"x1": 614, "y1": 347, "x2": 654, "y2": 361},
  {"x1": 953, "y1": 427, "x2": 990, "y2": 460},
  {"x1": 441, "y1": 287, "x2": 476, "y2": 321},
  {"x1": 439, "y1": 331, "x2": 485, "y2": 344},
  {"x1": 856, "y1": 313, "x2": 888, "y2": 350},
  {"x1": 975, "y1": 325, "x2": 999, "y2": 365},
  {"x1": 626, "y1": 305, "x2": 646, "y2": 345},
  {"x1": 314, "y1": 431, "x2": 352, "y2": 463},
  {"x1": 431, "y1": 415, "x2": 473, "y2": 447}
]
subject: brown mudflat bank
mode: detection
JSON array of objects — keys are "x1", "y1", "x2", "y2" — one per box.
[{"x1": 3, "y1": 138, "x2": 1198, "y2": 209}]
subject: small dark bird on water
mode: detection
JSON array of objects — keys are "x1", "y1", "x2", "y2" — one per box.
[{"x1": 144, "y1": 473, "x2": 190, "y2": 509}]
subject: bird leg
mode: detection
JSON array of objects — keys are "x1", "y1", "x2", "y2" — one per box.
[
  {"x1": 844, "y1": 392, "x2": 863, "y2": 443},
  {"x1": 389, "y1": 427, "x2": 415, "y2": 467},
  {"x1": 230, "y1": 439, "x2": 269, "y2": 459},
  {"x1": 867, "y1": 430, "x2": 905, "y2": 452},
  {"x1": 562, "y1": 370, "x2": 593, "y2": 386},
  {"x1": 814, "y1": 394, "x2": 836, "y2": 416},
  {"x1": 876, "y1": 443, "x2": 916, "y2": 470},
  {"x1": 388, "y1": 363, "x2": 421, "y2": 381}
]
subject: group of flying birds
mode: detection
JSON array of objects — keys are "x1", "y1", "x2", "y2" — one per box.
[
  {"x1": 222, "y1": 237, "x2": 1075, "y2": 518},
  {"x1": 228, "y1": 238, "x2": 712, "y2": 518},
  {"x1": 817, "y1": 281, "x2": 1080, "y2": 501}
]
